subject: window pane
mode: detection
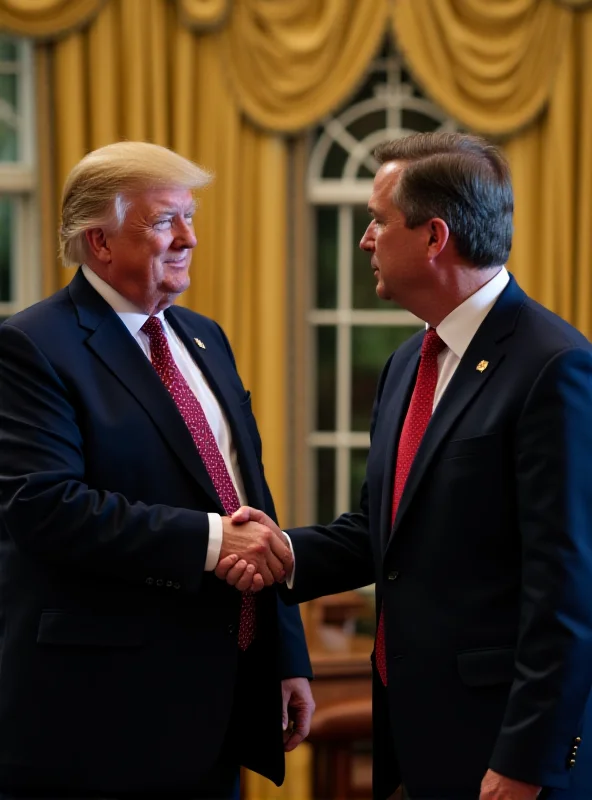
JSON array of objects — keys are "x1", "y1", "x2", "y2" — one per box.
[
  {"x1": 401, "y1": 108, "x2": 441, "y2": 133},
  {"x1": 0, "y1": 196, "x2": 14, "y2": 301},
  {"x1": 0, "y1": 37, "x2": 18, "y2": 61},
  {"x1": 315, "y1": 206, "x2": 337, "y2": 309},
  {"x1": 0, "y1": 121, "x2": 18, "y2": 162},
  {"x1": 316, "y1": 326, "x2": 337, "y2": 431},
  {"x1": 352, "y1": 205, "x2": 392, "y2": 310},
  {"x1": 0, "y1": 75, "x2": 17, "y2": 109},
  {"x1": 350, "y1": 448, "x2": 369, "y2": 510},
  {"x1": 322, "y1": 140, "x2": 348, "y2": 179},
  {"x1": 351, "y1": 325, "x2": 422, "y2": 430},
  {"x1": 347, "y1": 110, "x2": 386, "y2": 142},
  {"x1": 316, "y1": 448, "x2": 336, "y2": 525}
]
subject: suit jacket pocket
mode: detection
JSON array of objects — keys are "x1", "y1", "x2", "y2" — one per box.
[
  {"x1": 439, "y1": 433, "x2": 500, "y2": 461},
  {"x1": 37, "y1": 611, "x2": 147, "y2": 648},
  {"x1": 457, "y1": 646, "x2": 515, "y2": 687}
]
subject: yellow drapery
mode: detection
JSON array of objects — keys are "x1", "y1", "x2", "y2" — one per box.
[{"x1": 0, "y1": 0, "x2": 106, "y2": 37}]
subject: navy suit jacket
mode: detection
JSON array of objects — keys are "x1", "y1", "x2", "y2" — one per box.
[
  {"x1": 0, "y1": 269, "x2": 311, "y2": 794},
  {"x1": 286, "y1": 277, "x2": 592, "y2": 799}
]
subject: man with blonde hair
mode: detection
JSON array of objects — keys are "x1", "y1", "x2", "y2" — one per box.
[{"x1": 0, "y1": 141, "x2": 313, "y2": 799}]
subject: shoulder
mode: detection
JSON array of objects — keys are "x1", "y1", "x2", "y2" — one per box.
[{"x1": 519, "y1": 296, "x2": 591, "y2": 355}]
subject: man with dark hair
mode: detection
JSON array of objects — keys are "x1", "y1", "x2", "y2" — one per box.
[{"x1": 222, "y1": 133, "x2": 592, "y2": 799}]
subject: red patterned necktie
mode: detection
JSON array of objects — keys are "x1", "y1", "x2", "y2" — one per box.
[
  {"x1": 141, "y1": 316, "x2": 256, "y2": 650},
  {"x1": 375, "y1": 328, "x2": 445, "y2": 686}
]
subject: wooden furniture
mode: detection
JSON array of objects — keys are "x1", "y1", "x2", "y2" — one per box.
[{"x1": 307, "y1": 593, "x2": 374, "y2": 800}]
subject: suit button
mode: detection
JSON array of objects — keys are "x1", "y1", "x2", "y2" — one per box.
[
  {"x1": 387, "y1": 571, "x2": 399, "y2": 581},
  {"x1": 575, "y1": 737, "x2": 582, "y2": 744},
  {"x1": 145, "y1": 577, "x2": 154, "y2": 586},
  {"x1": 156, "y1": 579, "x2": 163, "y2": 587},
  {"x1": 569, "y1": 759, "x2": 576, "y2": 768},
  {"x1": 228, "y1": 624, "x2": 235, "y2": 635},
  {"x1": 166, "y1": 581, "x2": 173, "y2": 588}
]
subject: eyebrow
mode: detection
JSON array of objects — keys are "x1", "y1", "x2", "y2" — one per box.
[{"x1": 152, "y1": 204, "x2": 196, "y2": 218}]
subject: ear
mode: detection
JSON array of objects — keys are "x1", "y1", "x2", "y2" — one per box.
[
  {"x1": 426, "y1": 218, "x2": 449, "y2": 259},
  {"x1": 85, "y1": 228, "x2": 111, "y2": 263}
]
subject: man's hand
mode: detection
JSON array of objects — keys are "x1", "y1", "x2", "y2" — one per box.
[
  {"x1": 281, "y1": 677, "x2": 315, "y2": 752},
  {"x1": 218, "y1": 514, "x2": 292, "y2": 587},
  {"x1": 215, "y1": 554, "x2": 266, "y2": 592},
  {"x1": 480, "y1": 769, "x2": 541, "y2": 799}
]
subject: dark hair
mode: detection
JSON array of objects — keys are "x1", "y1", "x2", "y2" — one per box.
[{"x1": 373, "y1": 133, "x2": 513, "y2": 268}]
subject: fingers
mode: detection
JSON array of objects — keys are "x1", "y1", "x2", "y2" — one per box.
[
  {"x1": 217, "y1": 558, "x2": 266, "y2": 593},
  {"x1": 265, "y1": 550, "x2": 287, "y2": 583},
  {"x1": 214, "y1": 553, "x2": 238, "y2": 579},
  {"x1": 234, "y1": 563, "x2": 257, "y2": 591},
  {"x1": 283, "y1": 722, "x2": 307, "y2": 752},
  {"x1": 269, "y1": 533, "x2": 293, "y2": 575}
]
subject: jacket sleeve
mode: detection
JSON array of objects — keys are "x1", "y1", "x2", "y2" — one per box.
[
  {"x1": 489, "y1": 346, "x2": 592, "y2": 788},
  {"x1": 0, "y1": 321, "x2": 211, "y2": 593}
]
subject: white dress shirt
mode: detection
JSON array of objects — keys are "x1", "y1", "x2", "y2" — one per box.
[
  {"x1": 81, "y1": 264, "x2": 245, "y2": 569},
  {"x1": 433, "y1": 266, "x2": 509, "y2": 408}
]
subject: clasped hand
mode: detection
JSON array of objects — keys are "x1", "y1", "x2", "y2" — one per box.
[{"x1": 216, "y1": 507, "x2": 291, "y2": 592}]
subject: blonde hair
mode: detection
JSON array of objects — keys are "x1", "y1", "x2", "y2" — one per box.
[{"x1": 59, "y1": 141, "x2": 212, "y2": 266}]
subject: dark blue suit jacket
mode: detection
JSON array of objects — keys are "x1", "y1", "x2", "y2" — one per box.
[
  {"x1": 286, "y1": 277, "x2": 592, "y2": 799},
  {"x1": 0, "y1": 269, "x2": 311, "y2": 794}
]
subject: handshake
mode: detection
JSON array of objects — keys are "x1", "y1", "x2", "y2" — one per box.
[{"x1": 215, "y1": 507, "x2": 292, "y2": 592}]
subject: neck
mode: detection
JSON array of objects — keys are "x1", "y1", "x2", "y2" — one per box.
[{"x1": 410, "y1": 265, "x2": 503, "y2": 327}]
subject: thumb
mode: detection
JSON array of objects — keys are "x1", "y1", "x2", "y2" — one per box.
[{"x1": 231, "y1": 506, "x2": 253, "y2": 523}]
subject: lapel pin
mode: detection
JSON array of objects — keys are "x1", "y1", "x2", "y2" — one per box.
[
  {"x1": 476, "y1": 360, "x2": 489, "y2": 373},
  {"x1": 194, "y1": 338, "x2": 206, "y2": 350}
]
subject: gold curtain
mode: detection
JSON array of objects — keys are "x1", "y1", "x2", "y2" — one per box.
[{"x1": 0, "y1": 0, "x2": 106, "y2": 37}]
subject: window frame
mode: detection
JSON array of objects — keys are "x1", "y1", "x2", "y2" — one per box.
[{"x1": 0, "y1": 37, "x2": 40, "y2": 318}]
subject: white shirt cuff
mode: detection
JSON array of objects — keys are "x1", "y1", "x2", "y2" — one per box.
[
  {"x1": 283, "y1": 531, "x2": 295, "y2": 588},
  {"x1": 205, "y1": 513, "x2": 223, "y2": 570}
]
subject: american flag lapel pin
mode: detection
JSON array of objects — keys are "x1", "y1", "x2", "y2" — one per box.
[{"x1": 476, "y1": 360, "x2": 488, "y2": 373}]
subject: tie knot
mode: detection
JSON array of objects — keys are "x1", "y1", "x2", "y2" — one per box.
[
  {"x1": 421, "y1": 327, "x2": 445, "y2": 360},
  {"x1": 141, "y1": 316, "x2": 164, "y2": 340}
]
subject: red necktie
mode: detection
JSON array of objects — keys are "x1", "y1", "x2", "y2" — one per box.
[
  {"x1": 142, "y1": 316, "x2": 256, "y2": 650},
  {"x1": 375, "y1": 328, "x2": 445, "y2": 685}
]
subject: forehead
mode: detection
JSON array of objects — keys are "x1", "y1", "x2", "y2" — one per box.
[
  {"x1": 128, "y1": 186, "x2": 195, "y2": 215},
  {"x1": 370, "y1": 161, "x2": 405, "y2": 208}
]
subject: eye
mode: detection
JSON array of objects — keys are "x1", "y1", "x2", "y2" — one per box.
[
  {"x1": 184, "y1": 213, "x2": 194, "y2": 224},
  {"x1": 154, "y1": 218, "x2": 173, "y2": 230}
]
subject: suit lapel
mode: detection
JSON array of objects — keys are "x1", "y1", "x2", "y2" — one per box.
[
  {"x1": 165, "y1": 309, "x2": 266, "y2": 509},
  {"x1": 384, "y1": 277, "x2": 526, "y2": 554},
  {"x1": 69, "y1": 270, "x2": 225, "y2": 512}
]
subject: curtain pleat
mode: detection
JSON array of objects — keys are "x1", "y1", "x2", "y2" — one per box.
[{"x1": 0, "y1": 0, "x2": 105, "y2": 37}]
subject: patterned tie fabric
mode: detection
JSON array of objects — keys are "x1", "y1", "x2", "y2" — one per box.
[
  {"x1": 375, "y1": 328, "x2": 445, "y2": 686},
  {"x1": 141, "y1": 316, "x2": 256, "y2": 650}
]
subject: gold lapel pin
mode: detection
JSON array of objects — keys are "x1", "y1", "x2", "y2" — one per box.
[
  {"x1": 194, "y1": 338, "x2": 206, "y2": 350},
  {"x1": 476, "y1": 360, "x2": 489, "y2": 373}
]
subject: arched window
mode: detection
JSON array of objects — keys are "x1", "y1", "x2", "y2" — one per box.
[{"x1": 306, "y1": 43, "x2": 458, "y2": 526}]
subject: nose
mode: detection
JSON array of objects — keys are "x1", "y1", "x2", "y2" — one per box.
[
  {"x1": 359, "y1": 222, "x2": 374, "y2": 252},
  {"x1": 173, "y1": 218, "x2": 197, "y2": 249}
]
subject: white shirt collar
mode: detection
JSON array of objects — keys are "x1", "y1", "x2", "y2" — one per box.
[
  {"x1": 81, "y1": 264, "x2": 165, "y2": 338},
  {"x1": 434, "y1": 267, "x2": 510, "y2": 359}
]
